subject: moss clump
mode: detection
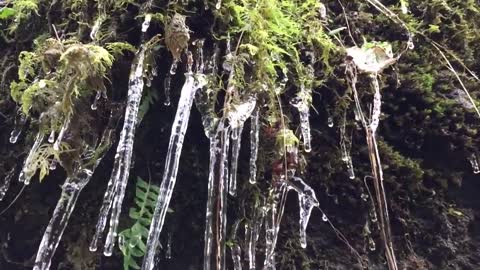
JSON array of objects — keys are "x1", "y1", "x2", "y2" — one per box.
[{"x1": 10, "y1": 38, "x2": 114, "y2": 130}]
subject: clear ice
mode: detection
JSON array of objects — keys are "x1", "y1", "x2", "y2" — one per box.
[
  {"x1": 288, "y1": 177, "x2": 319, "y2": 248},
  {"x1": 227, "y1": 95, "x2": 256, "y2": 196},
  {"x1": 469, "y1": 153, "x2": 480, "y2": 174},
  {"x1": 19, "y1": 132, "x2": 45, "y2": 185},
  {"x1": 264, "y1": 182, "x2": 288, "y2": 270},
  {"x1": 141, "y1": 73, "x2": 207, "y2": 270},
  {"x1": 230, "y1": 220, "x2": 242, "y2": 270},
  {"x1": 202, "y1": 118, "x2": 233, "y2": 270},
  {"x1": 245, "y1": 199, "x2": 264, "y2": 270},
  {"x1": 290, "y1": 96, "x2": 312, "y2": 152},
  {"x1": 0, "y1": 168, "x2": 15, "y2": 201},
  {"x1": 249, "y1": 107, "x2": 260, "y2": 184},
  {"x1": 90, "y1": 47, "x2": 146, "y2": 254},
  {"x1": 229, "y1": 125, "x2": 243, "y2": 196},
  {"x1": 33, "y1": 126, "x2": 115, "y2": 270},
  {"x1": 53, "y1": 116, "x2": 71, "y2": 151},
  {"x1": 340, "y1": 114, "x2": 355, "y2": 179},
  {"x1": 10, "y1": 107, "x2": 27, "y2": 144}
]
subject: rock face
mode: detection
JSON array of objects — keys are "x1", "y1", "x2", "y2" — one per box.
[{"x1": 1, "y1": 1, "x2": 480, "y2": 270}]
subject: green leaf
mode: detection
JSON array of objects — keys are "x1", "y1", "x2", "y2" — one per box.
[
  {"x1": 127, "y1": 257, "x2": 141, "y2": 269},
  {"x1": 119, "y1": 177, "x2": 161, "y2": 269},
  {"x1": 0, "y1": 8, "x2": 16, "y2": 20}
]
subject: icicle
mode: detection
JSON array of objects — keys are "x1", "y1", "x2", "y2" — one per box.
[
  {"x1": 142, "y1": 14, "x2": 152, "y2": 33},
  {"x1": 217, "y1": 122, "x2": 230, "y2": 269},
  {"x1": 90, "y1": 48, "x2": 146, "y2": 254},
  {"x1": 289, "y1": 177, "x2": 319, "y2": 249},
  {"x1": 230, "y1": 220, "x2": 242, "y2": 270},
  {"x1": 370, "y1": 74, "x2": 381, "y2": 133},
  {"x1": 290, "y1": 96, "x2": 312, "y2": 152},
  {"x1": 90, "y1": 16, "x2": 104, "y2": 41},
  {"x1": 164, "y1": 75, "x2": 172, "y2": 106},
  {"x1": 211, "y1": 45, "x2": 220, "y2": 75},
  {"x1": 263, "y1": 182, "x2": 288, "y2": 270},
  {"x1": 203, "y1": 120, "x2": 230, "y2": 270},
  {"x1": 141, "y1": 73, "x2": 207, "y2": 270},
  {"x1": 368, "y1": 237, "x2": 376, "y2": 251},
  {"x1": 229, "y1": 125, "x2": 243, "y2": 196},
  {"x1": 53, "y1": 116, "x2": 71, "y2": 151},
  {"x1": 0, "y1": 167, "x2": 15, "y2": 201},
  {"x1": 187, "y1": 50, "x2": 194, "y2": 74},
  {"x1": 244, "y1": 223, "x2": 252, "y2": 267},
  {"x1": 249, "y1": 107, "x2": 260, "y2": 184},
  {"x1": 195, "y1": 88, "x2": 218, "y2": 138},
  {"x1": 170, "y1": 59, "x2": 179, "y2": 75},
  {"x1": 203, "y1": 135, "x2": 218, "y2": 270},
  {"x1": 194, "y1": 39, "x2": 205, "y2": 74},
  {"x1": 245, "y1": 199, "x2": 264, "y2": 270},
  {"x1": 34, "y1": 127, "x2": 115, "y2": 270},
  {"x1": 91, "y1": 91, "x2": 102, "y2": 110},
  {"x1": 227, "y1": 95, "x2": 256, "y2": 196},
  {"x1": 469, "y1": 153, "x2": 480, "y2": 174},
  {"x1": 166, "y1": 233, "x2": 172, "y2": 259},
  {"x1": 48, "y1": 130, "x2": 55, "y2": 143},
  {"x1": 227, "y1": 96, "x2": 256, "y2": 130},
  {"x1": 223, "y1": 36, "x2": 233, "y2": 72},
  {"x1": 19, "y1": 132, "x2": 45, "y2": 185},
  {"x1": 340, "y1": 114, "x2": 355, "y2": 179},
  {"x1": 10, "y1": 108, "x2": 27, "y2": 144}
]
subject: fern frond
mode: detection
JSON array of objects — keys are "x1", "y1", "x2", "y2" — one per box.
[{"x1": 119, "y1": 177, "x2": 161, "y2": 270}]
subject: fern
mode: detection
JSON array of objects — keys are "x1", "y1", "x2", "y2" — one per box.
[
  {"x1": 137, "y1": 88, "x2": 159, "y2": 123},
  {"x1": 118, "y1": 177, "x2": 160, "y2": 270}
]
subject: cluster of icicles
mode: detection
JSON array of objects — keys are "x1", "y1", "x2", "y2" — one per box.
[{"x1": 0, "y1": 17, "x2": 320, "y2": 270}]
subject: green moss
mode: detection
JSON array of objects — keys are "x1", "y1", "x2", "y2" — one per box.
[
  {"x1": 10, "y1": 39, "x2": 114, "y2": 126},
  {"x1": 7, "y1": 0, "x2": 39, "y2": 32}
]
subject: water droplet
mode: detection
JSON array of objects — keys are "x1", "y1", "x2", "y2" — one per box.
[
  {"x1": 361, "y1": 193, "x2": 368, "y2": 201},
  {"x1": 9, "y1": 134, "x2": 18, "y2": 144},
  {"x1": 103, "y1": 249, "x2": 113, "y2": 257},
  {"x1": 368, "y1": 237, "x2": 376, "y2": 251},
  {"x1": 322, "y1": 214, "x2": 328, "y2": 222},
  {"x1": 370, "y1": 211, "x2": 378, "y2": 223},
  {"x1": 327, "y1": 116, "x2": 334, "y2": 128},
  {"x1": 49, "y1": 160, "x2": 57, "y2": 170},
  {"x1": 91, "y1": 91, "x2": 101, "y2": 110}
]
